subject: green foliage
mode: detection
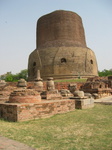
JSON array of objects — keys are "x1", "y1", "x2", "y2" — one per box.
[
  {"x1": 98, "y1": 69, "x2": 112, "y2": 77},
  {"x1": 18, "y1": 69, "x2": 28, "y2": 81},
  {"x1": 5, "y1": 74, "x2": 13, "y2": 82},
  {"x1": 3, "y1": 69, "x2": 28, "y2": 82},
  {"x1": 2, "y1": 68, "x2": 112, "y2": 82}
]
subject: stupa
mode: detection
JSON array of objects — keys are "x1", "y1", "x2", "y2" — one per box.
[{"x1": 28, "y1": 10, "x2": 98, "y2": 80}]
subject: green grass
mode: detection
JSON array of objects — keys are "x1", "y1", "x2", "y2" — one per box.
[
  {"x1": 54, "y1": 78, "x2": 87, "y2": 83},
  {"x1": 0, "y1": 104, "x2": 112, "y2": 150}
]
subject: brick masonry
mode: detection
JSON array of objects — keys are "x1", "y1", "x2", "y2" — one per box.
[
  {"x1": 9, "y1": 89, "x2": 41, "y2": 103},
  {"x1": 0, "y1": 99, "x2": 75, "y2": 122},
  {"x1": 7, "y1": 82, "x2": 83, "y2": 91},
  {"x1": 28, "y1": 10, "x2": 98, "y2": 80}
]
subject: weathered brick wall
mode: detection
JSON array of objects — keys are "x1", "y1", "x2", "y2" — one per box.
[
  {"x1": 9, "y1": 89, "x2": 41, "y2": 103},
  {"x1": 6, "y1": 82, "x2": 17, "y2": 87},
  {"x1": 7, "y1": 82, "x2": 84, "y2": 91},
  {"x1": 0, "y1": 99, "x2": 75, "y2": 122},
  {"x1": 32, "y1": 82, "x2": 83, "y2": 90},
  {"x1": 55, "y1": 82, "x2": 83, "y2": 90},
  {"x1": 0, "y1": 103, "x2": 18, "y2": 121}
]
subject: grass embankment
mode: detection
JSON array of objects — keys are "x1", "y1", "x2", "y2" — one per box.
[
  {"x1": 0, "y1": 104, "x2": 112, "y2": 150},
  {"x1": 54, "y1": 78, "x2": 87, "y2": 83}
]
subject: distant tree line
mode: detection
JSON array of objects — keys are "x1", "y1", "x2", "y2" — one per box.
[
  {"x1": 0, "y1": 69, "x2": 112, "y2": 82},
  {"x1": 0, "y1": 69, "x2": 28, "y2": 82},
  {"x1": 98, "y1": 69, "x2": 112, "y2": 77}
]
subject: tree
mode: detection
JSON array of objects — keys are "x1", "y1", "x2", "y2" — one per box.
[
  {"x1": 98, "y1": 69, "x2": 112, "y2": 77},
  {"x1": 18, "y1": 69, "x2": 28, "y2": 81},
  {"x1": 5, "y1": 74, "x2": 14, "y2": 82},
  {"x1": 2, "y1": 69, "x2": 28, "y2": 82}
]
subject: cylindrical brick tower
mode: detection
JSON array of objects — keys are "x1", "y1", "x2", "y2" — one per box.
[
  {"x1": 28, "y1": 10, "x2": 98, "y2": 80},
  {"x1": 36, "y1": 10, "x2": 86, "y2": 48}
]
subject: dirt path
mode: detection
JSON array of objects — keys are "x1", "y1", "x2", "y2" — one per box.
[
  {"x1": 0, "y1": 136, "x2": 36, "y2": 150},
  {"x1": 95, "y1": 95, "x2": 112, "y2": 105}
]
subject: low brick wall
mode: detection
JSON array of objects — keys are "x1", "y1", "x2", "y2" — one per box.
[
  {"x1": 54, "y1": 82, "x2": 83, "y2": 90},
  {"x1": 0, "y1": 99, "x2": 75, "y2": 122},
  {"x1": 7, "y1": 82, "x2": 83, "y2": 91}
]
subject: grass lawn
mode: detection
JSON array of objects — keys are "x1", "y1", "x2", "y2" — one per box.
[
  {"x1": 0, "y1": 104, "x2": 112, "y2": 150},
  {"x1": 54, "y1": 78, "x2": 87, "y2": 83}
]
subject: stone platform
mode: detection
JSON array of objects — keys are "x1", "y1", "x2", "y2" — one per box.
[
  {"x1": 0, "y1": 99, "x2": 75, "y2": 122},
  {"x1": 71, "y1": 97, "x2": 94, "y2": 109},
  {"x1": 94, "y1": 95, "x2": 112, "y2": 105}
]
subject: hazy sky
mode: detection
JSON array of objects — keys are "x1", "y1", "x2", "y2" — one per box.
[{"x1": 0, "y1": 0, "x2": 112, "y2": 75}]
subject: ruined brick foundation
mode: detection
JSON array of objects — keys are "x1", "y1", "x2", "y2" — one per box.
[{"x1": 0, "y1": 99, "x2": 75, "y2": 122}]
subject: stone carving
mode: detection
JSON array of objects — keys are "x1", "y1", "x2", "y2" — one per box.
[
  {"x1": 34, "y1": 79, "x2": 43, "y2": 92},
  {"x1": 41, "y1": 77, "x2": 62, "y2": 100},
  {"x1": 73, "y1": 90, "x2": 84, "y2": 98},
  {"x1": 0, "y1": 81, "x2": 15, "y2": 102},
  {"x1": 17, "y1": 79, "x2": 27, "y2": 88},
  {"x1": 41, "y1": 90, "x2": 62, "y2": 100},
  {"x1": 81, "y1": 76, "x2": 111, "y2": 98},
  {"x1": 68, "y1": 83, "x2": 77, "y2": 94},
  {"x1": 47, "y1": 77, "x2": 55, "y2": 91},
  {"x1": 33, "y1": 70, "x2": 43, "y2": 92},
  {"x1": 0, "y1": 80, "x2": 6, "y2": 88},
  {"x1": 28, "y1": 10, "x2": 98, "y2": 80},
  {"x1": 60, "y1": 89, "x2": 73, "y2": 98}
]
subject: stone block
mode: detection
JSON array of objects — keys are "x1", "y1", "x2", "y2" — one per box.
[
  {"x1": 41, "y1": 90, "x2": 62, "y2": 100},
  {"x1": 75, "y1": 98, "x2": 94, "y2": 109}
]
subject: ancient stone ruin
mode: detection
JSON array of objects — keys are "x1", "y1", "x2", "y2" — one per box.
[
  {"x1": 1, "y1": 75, "x2": 112, "y2": 122},
  {"x1": 81, "y1": 76, "x2": 111, "y2": 98},
  {"x1": 0, "y1": 73, "x2": 112, "y2": 122},
  {"x1": 33, "y1": 70, "x2": 43, "y2": 92},
  {"x1": 41, "y1": 77, "x2": 62, "y2": 100},
  {"x1": 0, "y1": 80, "x2": 16, "y2": 102},
  {"x1": 108, "y1": 76, "x2": 112, "y2": 91},
  {"x1": 9, "y1": 89, "x2": 41, "y2": 103},
  {"x1": 28, "y1": 10, "x2": 98, "y2": 80},
  {"x1": 1, "y1": 10, "x2": 112, "y2": 122},
  {"x1": 0, "y1": 75, "x2": 95, "y2": 122}
]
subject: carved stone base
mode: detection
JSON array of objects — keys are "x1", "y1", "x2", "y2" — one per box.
[
  {"x1": 41, "y1": 90, "x2": 62, "y2": 100},
  {"x1": 9, "y1": 89, "x2": 41, "y2": 103}
]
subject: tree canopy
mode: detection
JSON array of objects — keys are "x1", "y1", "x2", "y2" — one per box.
[
  {"x1": 0, "y1": 69, "x2": 28, "y2": 82},
  {"x1": 98, "y1": 69, "x2": 112, "y2": 77},
  {"x1": 1, "y1": 68, "x2": 112, "y2": 82}
]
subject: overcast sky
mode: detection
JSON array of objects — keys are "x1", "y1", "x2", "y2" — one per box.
[{"x1": 0, "y1": 0, "x2": 112, "y2": 75}]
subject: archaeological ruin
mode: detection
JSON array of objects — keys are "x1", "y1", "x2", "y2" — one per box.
[
  {"x1": 81, "y1": 76, "x2": 112, "y2": 99},
  {"x1": 0, "y1": 10, "x2": 112, "y2": 122},
  {"x1": 0, "y1": 75, "x2": 112, "y2": 122},
  {"x1": 28, "y1": 10, "x2": 98, "y2": 80}
]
